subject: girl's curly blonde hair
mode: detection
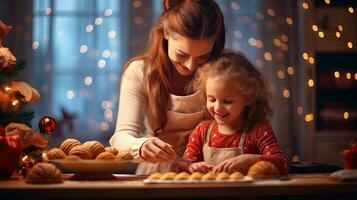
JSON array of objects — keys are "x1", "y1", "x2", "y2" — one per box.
[{"x1": 187, "y1": 52, "x2": 272, "y2": 130}]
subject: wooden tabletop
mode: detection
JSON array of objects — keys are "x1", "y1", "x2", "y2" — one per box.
[{"x1": 1, "y1": 173, "x2": 357, "y2": 199}]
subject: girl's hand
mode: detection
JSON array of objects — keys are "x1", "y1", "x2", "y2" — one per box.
[
  {"x1": 212, "y1": 154, "x2": 261, "y2": 174},
  {"x1": 139, "y1": 137, "x2": 177, "y2": 163},
  {"x1": 188, "y1": 162, "x2": 213, "y2": 173}
]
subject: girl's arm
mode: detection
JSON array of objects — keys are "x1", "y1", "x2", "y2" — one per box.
[
  {"x1": 255, "y1": 123, "x2": 290, "y2": 175},
  {"x1": 183, "y1": 122, "x2": 206, "y2": 162}
]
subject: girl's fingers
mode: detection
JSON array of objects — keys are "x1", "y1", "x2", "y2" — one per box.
[
  {"x1": 202, "y1": 163, "x2": 213, "y2": 172},
  {"x1": 222, "y1": 162, "x2": 231, "y2": 172},
  {"x1": 212, "y1": 164, "x2": 221, "y2": 173}
]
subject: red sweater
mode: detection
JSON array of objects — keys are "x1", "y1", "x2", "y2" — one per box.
[{"x1": 183, "y1": 120, "x2": 289, "y2": 175}]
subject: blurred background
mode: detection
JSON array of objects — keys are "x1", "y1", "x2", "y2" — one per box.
[{"x1": 0, "y1": 0, "x2": 356, "y2": 167}]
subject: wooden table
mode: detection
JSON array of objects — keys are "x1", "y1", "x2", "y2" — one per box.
[{"x1": 1, "y1": 174, "x2": 357, "y2": 200}]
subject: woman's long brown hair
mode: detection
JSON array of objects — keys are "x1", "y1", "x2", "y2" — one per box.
[{"x1": 121, "y1": 0, "x2": 225, "y2": 135}]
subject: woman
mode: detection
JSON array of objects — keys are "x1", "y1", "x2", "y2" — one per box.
[{"x1": 109, "y1": 0, "x2": 225, "y2": 175}]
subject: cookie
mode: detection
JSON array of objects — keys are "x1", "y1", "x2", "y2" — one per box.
[
  {"x1": 46, "y1": 148, "x2": 66, "y2": 160},
  {"x1": 68, "y1": 145, "x2": 93, "y2": 159},
  {"x1": 105, "y1": 146, "x2": 119, "y2": 155},
  {"x1": 96, "y1": 152, "x2": 116, "y2": 160},
  {"x1": 82, "y1": 141, "x2": 105, "y2": 158},
  {"x1": 25, "y1": 163, "x2": 63, "y2": 184},
  {"x1": 59, "y1": 138, "x2": 81, "y2": 155},
  {"x1": 247, "y1": 161, "x2": 279, "y2": 178}
]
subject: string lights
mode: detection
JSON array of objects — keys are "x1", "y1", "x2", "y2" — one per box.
[{"x1": 27, "y1": 1, "x2": 355, "y2": 131}]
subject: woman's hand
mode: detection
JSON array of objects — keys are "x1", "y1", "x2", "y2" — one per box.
[
  {"x1": 188, "y1": 162, "x2": 213, "y2": 173},
  {"x1": 212, "y1": 154, "x2": 261, "y2": 174},
  {"x1": 139, "y1": 137, "x2": 177, "y2": 163}
]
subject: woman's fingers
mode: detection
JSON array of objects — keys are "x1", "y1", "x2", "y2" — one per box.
[
  {"x1": 150, "y1": 143, "x2": 176, "y2": 162},
  {"x1": 140, "y1": 147, "x2": 166, "y2": 162},
  {"x1": 152, "y1": 138, "x2": 177, "y2": 159},
  {"x1": 140, "y1": 138, "x2": 176, "y2": 163}
]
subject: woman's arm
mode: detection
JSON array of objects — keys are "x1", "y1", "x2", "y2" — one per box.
[
  {"x1": 109, "y1": 60, "x2": 150, "y2": 161},
  {"x1": 109, "y1": 60, "x2": 176, "y2": 162}
]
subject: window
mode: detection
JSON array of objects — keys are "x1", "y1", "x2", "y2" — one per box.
[{"x1": 33, "y1": 0, "x2": 128, "y2": 143}]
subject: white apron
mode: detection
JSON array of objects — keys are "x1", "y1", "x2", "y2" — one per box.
[
  {"x1": 202, "y1": 122, "x2": 247, "y2": 165},
  {"x1": 136, "y1": 92, "x2": 205, "y2": 175}
]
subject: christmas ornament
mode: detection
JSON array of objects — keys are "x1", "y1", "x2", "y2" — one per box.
[
  {"x1": 39, "y1": 116, "x2": 56, "y2": 134},
  {"x1": 0, "y1": 126, "x2": 22, "y2": 178},
  {"x1": 341, "y1": 145, "x2": 357, "y2": 169},
  {"x1": 19, "y1": 155, "x2": 34, "y2": 177}
]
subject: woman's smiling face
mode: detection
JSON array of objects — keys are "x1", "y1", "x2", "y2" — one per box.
[{"x1": 166, "y1": 33, "x2": 214, "y2": 76}]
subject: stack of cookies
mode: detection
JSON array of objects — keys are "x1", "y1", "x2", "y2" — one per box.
[{"x1": 45, "y1": 138, "x2": 133, "y2": 161}]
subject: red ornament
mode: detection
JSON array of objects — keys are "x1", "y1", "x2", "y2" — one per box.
[
  {"x1": 341, "y1": 146, "x2": 357, "y2": 169},
  {"x1": 39, "y1": 116, "x2": 56, "y2": 134},
  {"x1": 0, "y1": 126, "x2": 22, "y2": 178},
  {"x1": 19, "y1": 155, "x2": 35, "y2": 177}
]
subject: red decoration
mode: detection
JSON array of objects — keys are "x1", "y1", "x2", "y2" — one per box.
[
  {"x1": 341, "y1": 146, "x2": 357, "y2": 169},
  {"x1": 38, "y1": 116, "x2": 56, "y2": 134},
  {"x1": 56, "y1": 106, "x2": 77, "y2": 138},
  {"x1": 19, "y1": 155, "x2": 34, "y2": 177},
  {"x1": 0, "y1": 126, "x2": 22, "y2": 178}
]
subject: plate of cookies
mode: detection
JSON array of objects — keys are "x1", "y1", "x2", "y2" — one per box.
[
  {"x1": 46, "y1": 138, "x2": 134, "y2": 173},
  {"x1": 143, "y1": 161, "x2": 281, "y2": 184},
  {"x1": 143, "y1": 171, "x2": 253, "y2": 184}
]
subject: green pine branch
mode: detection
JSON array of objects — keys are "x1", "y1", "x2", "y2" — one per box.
[
  {"x1": 0, "y1": 108, "x2": 34, "y2": 127},
  {"x1": 0, "y1": 59, "x2": 26, "y2": 84}
]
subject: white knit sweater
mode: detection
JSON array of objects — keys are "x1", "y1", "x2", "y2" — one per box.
[{"x1": 109, "y1": 60, "x2": 205, "y2": 168}]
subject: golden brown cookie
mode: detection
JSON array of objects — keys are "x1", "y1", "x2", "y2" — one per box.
[
  {"x1": 147, "y1": 172, "x2": 161, "y2": 180},
  {"x1": 174, "y1": 172, "x2": 190, "y2": 180},
  {"x1": 116, "y1": 150, "x2": 133, "y2": 160},
  {"x1": 247, "y1": 161, "x2": 279, "y2": 178},
  {"x1": 229, "y1": 171, "x2": 244, "y2": 180},
  {"x1": 25, "y1": 163, "x2": 63, "y2": 184},
  {"x1": 202, "y1": 172, "x2": 216, "y2": 180},
  {"x1": 59, "y1": 138, "x2": 81, "y2": 155},
  {"x1": 160, "y1": 172, "x2": 177, "y2": 180},
  {"x1": 46, "y1": 148, "x2": 66, "y2": 160},
  {"x1": 216, "y1": 172, "x2": 230, "y2": 180},
  {"x1": 63, "y1": 155, "x2": 81, "y2": 161},
  {"x1": 82, "y1": 141, "x2": 105, "y2": 158},
  {"x1": 105, "y1": 146, "x2": 119, "y2": 155},
  {"x1": 188, "y1": 172, "x2": 204, "y2": 180},
  {"x1": 96, "y1": 152, "x2": 116, "y2": 160},
  {"x1": 68, "y1": 145, "x2": 93, "y2": 159}
]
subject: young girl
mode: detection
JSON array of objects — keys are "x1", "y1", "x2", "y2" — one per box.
[
  {"x1": 109, "y1": 0, "x2": 225, "y2": 175},
  {"x1": 183, "y1": 52, "x2": 289, "y2": 175}
]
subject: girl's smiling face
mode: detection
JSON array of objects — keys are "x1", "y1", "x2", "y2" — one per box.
[{"x1": 206, "y1": 76, "x2": 247, "y2": 131}]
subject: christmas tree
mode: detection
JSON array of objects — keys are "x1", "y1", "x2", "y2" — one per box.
[
  {"x1": 0, "y1": 20, "x2": 39, "y2": 127},
  {"x1": 0, "y1": 20, "x2": 48, "y2": 178}
]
